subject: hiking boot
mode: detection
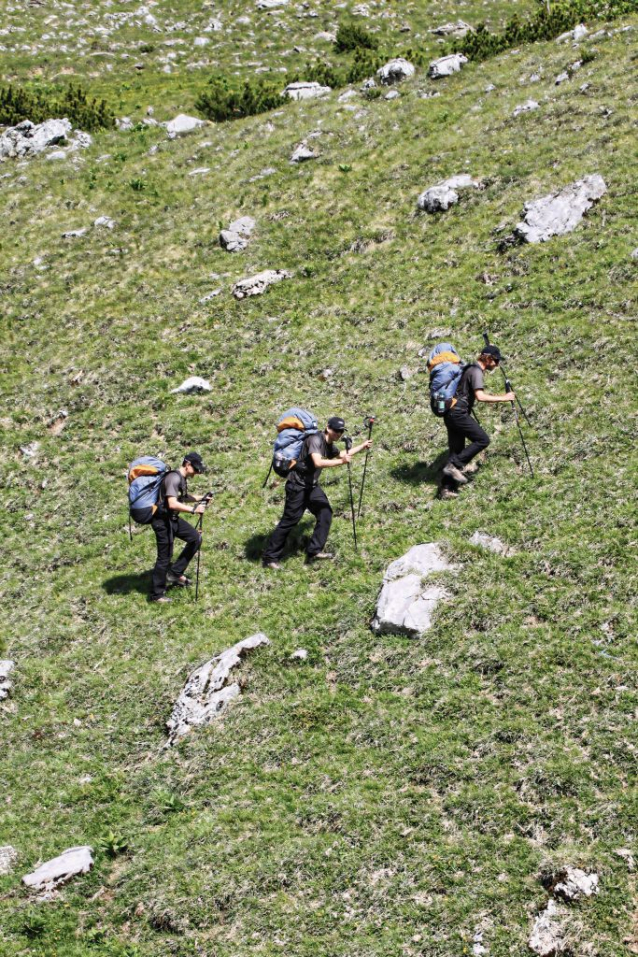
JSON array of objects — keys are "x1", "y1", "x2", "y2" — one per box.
[
  {"x1": 151, "y1": 595, "x2": 172, "y2": 604},
  {"x1": 442, "y1": 462, "x2": 468, "y2": 485},
  {"x1": 439, "y1": 488, "x2": 459, "y2": 501},
  {"x1": 306, "y1": 552, "x2": 335, "y2": 564},
  {"x1": 167, "y1": 571, "x2": 192, "y2": 587},
  {"x1": 262, "y1": 560, "x2": 283, "y2": 570}
]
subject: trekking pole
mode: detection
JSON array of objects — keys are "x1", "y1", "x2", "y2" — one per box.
[
  {"x1": 356, "y1": 414, "x2": 375, "y2": 519},
  {"x1": 262, "y1": 462, "x2": 273, "y2": 489},
  {"x1": 344, "y1": 437, "x2": 358, "y2": 552},
  {"x1": 195, "y1": 510, "x2": 204, "y2": 602},
  {"x1": 505, "y1": 375, "x2": 534, "y2": 476}
]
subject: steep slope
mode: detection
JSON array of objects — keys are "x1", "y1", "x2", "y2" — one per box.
[{"x1": 1, "y1": 11, "x2": 637, "y2": 957}]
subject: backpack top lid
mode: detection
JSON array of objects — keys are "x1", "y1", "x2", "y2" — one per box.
[
  {"x1": 427, "y1": 342, "x2": 461, "y2": 373},
  {"x1": 128, "y1": 456, "x2": 168, "y2": 484},
  {"x1": 276, "y1": 408, "x2": 318, "y2": 434}
]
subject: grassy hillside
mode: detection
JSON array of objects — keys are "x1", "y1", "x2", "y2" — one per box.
[{"x1": 1, "y1": 6, "x2": 637, "y2": 957}]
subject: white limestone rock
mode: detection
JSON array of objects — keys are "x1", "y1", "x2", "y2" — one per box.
[
  {"x1": 199, "y1": 289, "x2": 221, "y2": 303},
  {"x1": 117, "y1": 116, "x2": 134, "y2": 131},
  {"x1": 0, "y1": 846, "x2": 18, "y2": 876},
  {"x1": 0, "y1": 118, "x2": 71, "y2": 159},
  {"x1": 170, "y1": 376, "x2": 212, "y2": 394},
  {"x1": 257, "y1": 0, "x2": 288, "y2": 7},
  {"x1": 232, "y1": 269, "x2": 291, "y2": 300},
  {"x1": 513, "y1": 99, "x2": 539, "y2": 117},
  {"x1": 631, "y1": 248, "x2": 638, "y2": 261},
  {"x1": 219, "y1": 215, "x2": 256, "y2": 252},
  {"x1": 291, "y1": 648, "x2": 308, "y2": 661},
  {"x1": 0, "y1": 660, "x2": 15, "y2": 701},
  {"x1": 432, "y1": 20, "x2": 473, "y2": 37},
  {"x1": 46, "y1": 150, "x2": 68, "y2": 161},
  {"x1": 555, "y1": 71, "x2": 570, "y2": 85},
  {"x1": 371, "y1": 544, "x2": 457, "y2": 638},
  {"x1": 338, "y1": 89, "x2": 359, "y2": 102},
  {"x1": 428, "y1": 54, "x2": 468, "y2": 79},
  {"x1": 23, "y1": 846, "x2": 94, "y2": 893},
  {"x1": 290, "y1": 142, "x2": 316, "y2": 163},
  {"x1": 166, "y1": 633, "x2": 270, "y2": 744},
  {"x1": 553, "y1": 867, "x2": 599, "y2": 901},
  {"x1": 376, "y1": 57, "x2": 415, "y2": 85},
  {"x1": 529, "y1": 901, "x2": 568, "y2": 956},
  {"x1": 557, "y1": 23, "x2": 588, "y2": 42},
  {"x1": 189, "y1": 167, "x2": 210, "y2": 176},
  {"x1": 417, "y1": 174, "x2": 479, "y2": 212},
  {"x1": 283, "y1": 81, "x2": 331, "y2": 101},
  {"x1": 470, "y1": 531, "x2": 512, "y2": 555},
  {"x1": 385, "y1": 89, "x2": 401, "y2": 100},
  {"x1": 514, "y1": 175, "x2": 607, "y2": 243},
  {"x1": 164, "y1": 114, "x2": 206, "y2": 138},
  {"x1": 62, "y1": 228, "x2": 88, "y2": 238},
  {"x1": 94, "y1": 216, "x2": 115, "y2": 229}
]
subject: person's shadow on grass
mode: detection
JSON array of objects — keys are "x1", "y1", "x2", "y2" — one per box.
[
  {"x1": 390, "y1": 451, "x2": 448, "y2": 487},
  {"x1": 102, "y1": 570, "x2": 151, "y2": 595},
  {"x1": 244, "y1": 525, "x2": 311, "y2": 563}
]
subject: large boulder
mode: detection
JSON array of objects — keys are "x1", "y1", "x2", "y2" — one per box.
[
  {"x1": 514, "y1": 174, "x2": 607, "y2": 243},
  {"x1": 428, "y1": 54, "x2": 468, "y2": 79},
  {"x1": 232, "y1": 269, "x2": 291, "y2": 299},
  {"x1": 23, "y1": 847, "x2": 94, "y2": 893},
  {"x1": 166, "y1": 633, "x2": 269, "y2": 745},
  {"x1": 220, "y1": 215, "x2": 256, "y2": 252},
  {"x1": 164, "y1": 114, "x2": 206, "y2": 138},
  {"x1": 0, "y1": 660, "x2": 14, "y2": 701},
  {"x1": 371, "y1": 544, "x2": 457, "y2": 637},
  {"x1": 417, "y1": 174, "x2": 479, "y2": 213},
  {"x1": 376, "y1": 58, "x2": 415, "y2": 85},
  {"x1": 0, "y1": 119, "x2": 71, "y2": 159},
  {"x1": 282, "y1": 81, "x2": 331, "y2": 101}
]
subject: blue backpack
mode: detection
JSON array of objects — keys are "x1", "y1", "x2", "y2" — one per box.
[
  {"x1": 271, "y1": 408, "x2": 318, "y2": 478},
  {"x1": 128, "y1": 456, "x2": 171, "y2": 525},
  {"x1": 428, "y1": 343, "x2": 464, "y2": 417}
]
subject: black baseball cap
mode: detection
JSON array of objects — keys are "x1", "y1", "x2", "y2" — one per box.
[
  {"x1": 481, "y1": 344, "x2": 503, "y2": 363},
  {"x1": 183, "y1": 451, "x2": 207, "y2": 473},
  {"x1": 327, "y1": 416, "x2": 346, "y2": 433}
]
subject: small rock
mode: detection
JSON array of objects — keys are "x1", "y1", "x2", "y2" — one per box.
[
  {"x1": 290, "y1": 142, "x2": 316, "y2": 163},
  {"x1": 613, "y1": 848, "x2": 635, "y2": 870},
  {"x1": 376, "y1": 57, "x2": 415, "y2": 85},
  {"x1": 166, "y1": 633, "x2": 270, "y2": 744},
  {"x1": 117, "y1": 116, "x2": 134, "y2": 131},
  {"x1": 484, "y1": 83, "x2": 496, "y2": 93},
  {"x1": 553, "y1": 866, "x2": 599, "y2": 901},
  {"x1": 431, "y1": 19, "x2": 473, "y2": 37},
  {"x1": 530, "y1": 72, "x2": 542, "y2": 82},
  {"x1": 46, "y1": 150, "x2": 68, "y2": 161},
  {"x1": 290, "y1": 648, "x2": 308, "y2": 660},
  {"x1": 514, "y1": 174, "x2": 607, "y2": 243},
  {"x1": 257, "y1": 0, "x2": 288, "y2": 8},
  {"x1": 199, "y1": 289, "x2": 222, "y2": 303},
  {"x1": 631, "y1": 248, "x2": 638, "y2": 261},
  {"x1": 20, "y1": 442, "x2": 40, "y2": 459},
  {"x1": 282, "y1": 81, "x2": 331, "y2": 101},
  {"x1": 398, "y1": 366, "x2": 413, "y2": 381},
  {"x1": 170, "y1": 376, "x2": 212, "y2": 394},
  {"x1": 556, "y1": 23, "x2": 588, "y2": 43},
  {"x1": 317, "y1": 368, "x2": 333, "y2": 381},
  {"x1": 513, "y1": 99, "x2": 539, "y2": 117},
  {"x1": 417, "y1": 174, "x2": 479, "y2": 213},
  {"x1": 164, "y1": 114, "x2": 206, "y2": 138},
  {"x1": 189, "y1": 167, "x2": 211, "y2": 176},
  {"x1": 361, "y1": 77, "x2": 377, "y2": 90},
  {"x1": 385, "y1": 89, "x2": 400, "y2": 100},
  {"x1": 0, "y1": 660, "x2": 15, "y2": 701},
  {"x1": 0, "y1": 846, "x2": 18, "y2": 876},
  {"x1": 428, "y1": 54, "x2": 468, "y2": 79},
  {"x1": 470, "y1": 531, "x2": 512, "y2": 555},
  {"x1": 93, "y1": 216, "x2": 115, "y2": 229},
  {"x1": 555, "y1": 71, "x2": 570, "y2": 85},
  {"x1": 23, "y1": 847, "x2": 94, "y2": 893},
  {"x1": 193, "y1": 36, "x2": 209, "y2": 47},
  {"x1": 232, "y1": 269, "x2": 291, "y2": 300},
  {"x1": 220, "y1": 216, "x2": 256, "y2": 252},
  {"x1": 529, "y1": 901, "x2": 568, "y2": 956},
  {"x1": 338, "y1": 89, "x2": 359, "y2": 102},
  {"x1": 371, "y1": 544, "x2": 458, "y2": 638},
  {"x1": 579, "y1": 82, "x2": 590, "y2": 93},
  {"x1": 62, "y1": 228, "x2": 87, "y2": 238}
]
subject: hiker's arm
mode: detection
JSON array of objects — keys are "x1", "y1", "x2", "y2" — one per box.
[
  {"x1": 310, "y1": 452, "x2": 347, "y2": 469},
  {"x1": 475, "y1": 389, "x2": 515, "y2": 403},
  {"x1": 348, "y1": 439, "x2": 372, "y2": 456},
  {"x1": 166, "y1": 496, "x2": 206, "y2": 514}
]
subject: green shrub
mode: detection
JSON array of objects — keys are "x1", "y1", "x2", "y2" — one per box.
[
  {"x1": 334, "y1": 21, "x2": 379, "y2": 54},
  {"x1": 294, "y1": 58, "x2": 343, "y2": 88},
  {"x1": 346, "y1": 47, "x2": 385, "y2": 84},
  {"x1": 0, "y1": 83, "x2": 115, "y2": 131},
  {"x1": 195, "y1": 74, "x2": 286, "y2": 122}
]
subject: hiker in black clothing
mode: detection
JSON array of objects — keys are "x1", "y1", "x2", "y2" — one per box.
[
  {"x1": 150, "y1": 451, "x2": 209, "y2": 604},
  {"x1": 263, "y1": 416, "x2": 372, "y2": 569},
  {"x1": 441, "y1": 345, "x2": 515, "y2": 493}
]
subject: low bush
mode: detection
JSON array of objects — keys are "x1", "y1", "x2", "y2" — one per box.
[
  {"x1": 334, "y1": 21, "x2": 379, "y2": 54},
  {"x1": 195, "y1": 73, "x2": 287, "y2": 122},
  {"x1": 0, "y1": 83, "x2": 115, "y2": 130}
]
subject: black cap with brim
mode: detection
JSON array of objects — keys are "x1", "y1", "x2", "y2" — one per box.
[
  {"x1": 327, "y1": 416, "x2": 346, "y2": 433},
  {"x1": 481, "y1": 344, "x2": 503, "y2": 362},
  {"x1": 184, "y1": 451, "x2": 207, "y2": 473}
]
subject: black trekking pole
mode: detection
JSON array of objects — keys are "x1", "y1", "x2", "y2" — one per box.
[
  {"x1": 344, "y1": 436, "x2": 358, "y2": 552},
  {"x1": 356, "y1": 414, "x2": 375, "y2": 519},
  {"x1": 483, "y1": 331, "x2": 534, "y2": 475},
  {"x1": 262, "y1": 462, "x2": 273, "y2": 489},
  {"x1": 194, "y1": 492, "x2": 213, "y2": 603}
]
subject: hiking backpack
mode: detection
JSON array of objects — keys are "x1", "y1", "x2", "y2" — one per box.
[
  {"x1": 428, "y1": 342, "x2": 464, "y2": 417},
  {"x1": 127, "y1": 456, "x2": 171, "y2": 525},
  {"x1": 271, "y1": 408, "x2": 318, "y2": 478}
]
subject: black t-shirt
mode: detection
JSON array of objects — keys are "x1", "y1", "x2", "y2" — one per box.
[
  {"x1": 159, "y1": 470, "x2": 187, "y2": 515},
  {"x1": 453, "y1": 363, "x2": 484, "y2": 414},
  {"x1": 288, "y1": 432, "x2": 339, "y2": 488}
]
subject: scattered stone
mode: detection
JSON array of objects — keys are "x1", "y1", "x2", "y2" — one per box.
[
  {"x1": 338, "y1": 89, "x2": 359, "y2": 102},
  {"x1": 189, "y1": 167, "x2": 211, "y2": 176},
  {"x1": 219, "y1": 216, "x2": 256, "y2": 252},
  {"x1": 530, "y1": 72, "x2": 542, "y2": 82},
  {"x1": 0, "y1": 846, "x2": 18, "y2": 876},
  {"x1": 513, "y1": 99, "x2": 539, "y2": 117},
  {"x1": 117, "y1": 116, "x2": 134, "y2": 131},
  {"x1": 371, "y1": 543, "x2": 457, "y2": 638},
  {"x1": 417, "y1": 174, "x2": 479, "y2": 213},
  {"x1": 290, "y1": 142, "x2": 316, "y2": 163},
  {"x1": 20, "y1": 442, "x2": 40, "y2": 459},
  {"x1": 257, "y1": 0, "x2": 288, "y2": 7},
  {"x1": 170, "y1": 376, "x2": 212, "y2": 394},
  {"x1": 579, "y1": 82, "x2": 590, "y2": 93},
  {"x1": 317, "y1": 368, "x2": 333, "y2": 381},
  {"x1": 164, "y1": 114, "x2": 206, "y2": 138},
  {"x1": 398, "y1": 366, "x2": 413, "y2": 381},
  {"x1": 614, "y1": 848, "x2": 635, "y2": 870},
  {"x1": 631, "y1": 249, "x2": 638, "y2": 260},
  {"x1": 193, "y1": 36, "x2": 209, "y2": 47},
  {"x1": 166, "y1": 633, "x2": 270, "y2": 745},
  {"x1": 314, "y1": 30, "x2": 336, "y2": 42},
  {"x1": 46, "y1": 150, "x2": 68, "y2": 161},
  {"x1": 49, "y1": 410, "x2": 69, "y2": 435},
  {"x1": 552, "y1": 866, "x2": 599, "y2": 901},
  {"x1": 282, "y1": 81, "x2": 331, "y2": 101},
  {"x1": 0, "y1": 660, "x2": 15, "y2": 701},
  {"x1": 62, "y1": 228, "x2": 87, "y2": 238},
  {"x1": 485, "y1": 83, "x2": 496, "y2": 92},
  {"x1": 385, "y1": 89, "x2": 401, "y2": 100},
  {"x1": 362, "y1": 77, "x2": 377, "y2": 90},
  {"x1": 529, "y1": 901, "x2": 568, "y2": 956},
  {"x1": 555, "y1": 71, "x2": 570, "y2": 85},
  {"x1": 376, "y1": 57, "x2": 415, "y2": 85},
  {"x1": 514, "y1": 174, "x2": 607, "y2": 243},
  {"x1": 199, "y1": 289, "x2": 222, "y2": 303},
  {"x1": 0, "y1": 119, "x2": 90, "y2": 160},
  {"x1": 432, "y1": 20, "x2": 473, "y2": 37},
  {"x1": 290, "y1": 648, "x2": 308, "y2": 661},
  {"x1": 470, "y1": 531, "x2": 512, "y2": 555},
  {"x1": 94, "y1": 216, "x2": 115, "y2": 229},
  {"x1": 472, "y1": 928, "x2": 487, "y2": 956},
  {"x1": 232, "y1": 269, "x2": 291, "y2": 300},
  {"x1": 428, "y1": 54, "x2": 468, "y2": 79},
  {"x1": 23, "y1": 847, "x2": 94, "y2": 893},
  {"x1": 557, "y1": 23, "x2": 588, "y2": 43}
]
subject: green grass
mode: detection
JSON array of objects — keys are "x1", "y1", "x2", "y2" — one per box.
[{"x1": 1, "y1": 9, "x2": 637, "y2": 957}]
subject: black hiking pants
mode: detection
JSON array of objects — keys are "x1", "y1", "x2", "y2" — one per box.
[
  {"x1": 444, "y1": 409, "x2": 490, "y2": 472},
  {"x1": 151, "y1": 513, "x2": 201, "y2": 598},
  {"x1": 263, "y1": 484, "x2": 332, "y2": 563}
]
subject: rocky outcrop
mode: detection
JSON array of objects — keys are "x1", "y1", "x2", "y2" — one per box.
[
  {"x1": 371, "y1": 544, "x2": 457, "y2": 637},
  {"x1": 232, "y1": 269, "x2": 291, "y2": 299},
  {"x1": 431, "y1": 20, "x2": 473, "y2": 37},
  {"x1": 514, "y1": 175, "x2": 607, "y2": 243},
  {"x1": 376, "y1": 58, "x2": 415, "y2": 85},
  {"x1": 23, "y1": 847, "x2": 94, "y2": 893},
  {"x1": 428, "y1": 54, "x2": 468, "y2": 79},
  {"x1": 529, "y1": 901, "x2": 568, "y2": 956},
  {"x1": 166, "y1": 633, "x2": 269, "y2": 745},
  {"x1": 0, "y1": 119, "x2": 91, "y2": 160},
  {"x1": 283, "y1": 81, "x2": 331, "y2": 101},
  {"x1": 164, "y1": 114, "x2": 206, "y2": 138},
  {"x1": 219, "y1": 216, "x2": 256, "y2": 252},
  {"x1": 417, "y1": 174, "x2": 479, "y2": 212}
]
